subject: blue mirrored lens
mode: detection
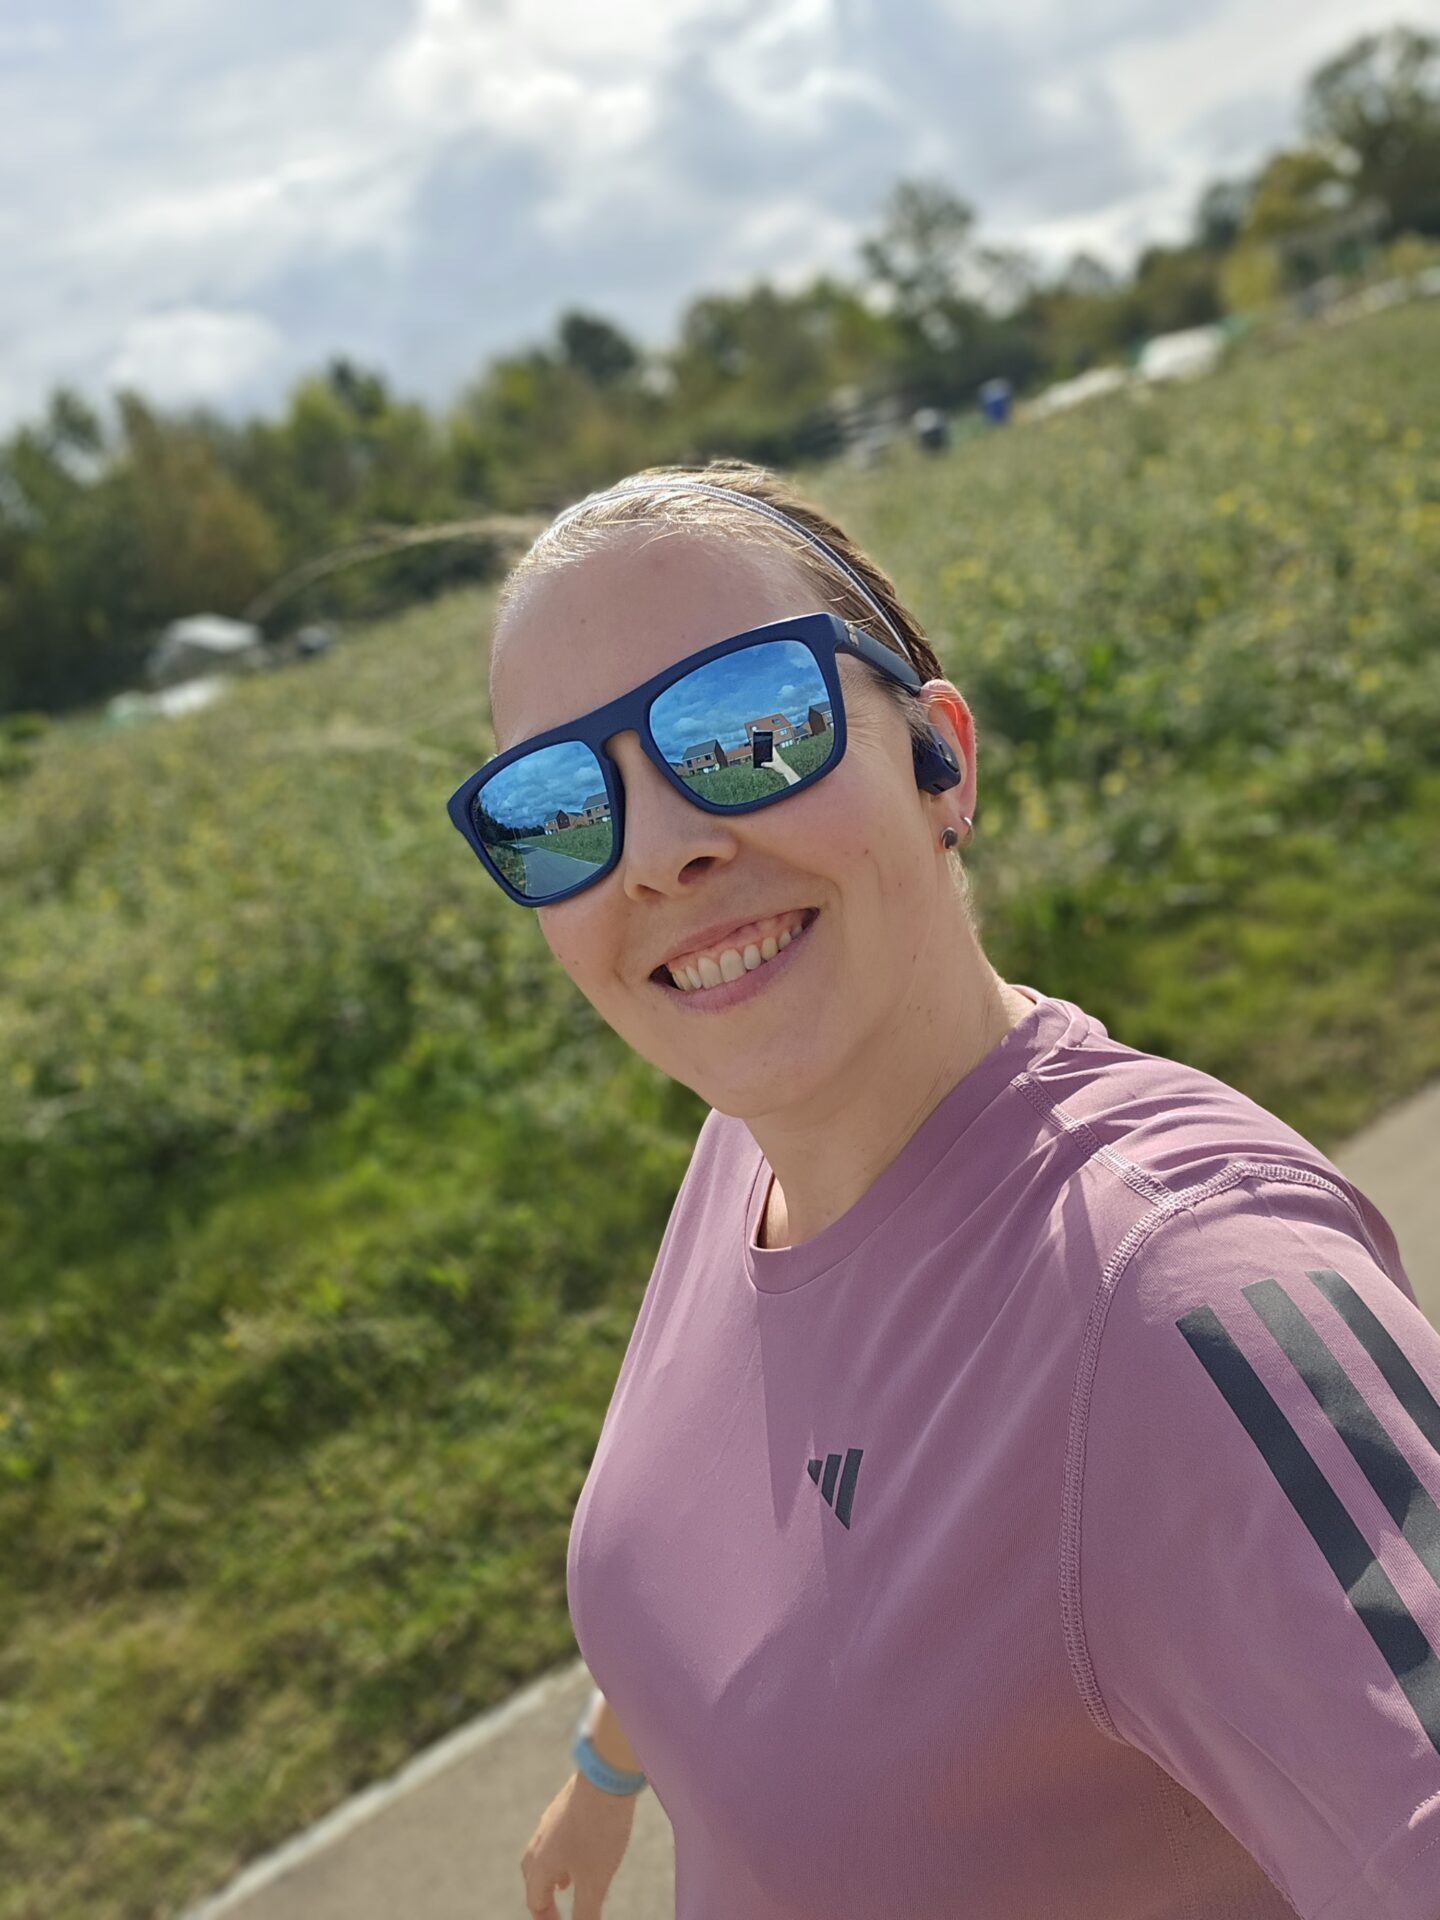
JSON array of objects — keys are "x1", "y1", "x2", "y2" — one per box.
[
  {"x1": 471, "y1": 740, "x2": 612, "y2": 900},
  {"x1": 649, "y1": 640, "x2": 834, "y2": 799}
]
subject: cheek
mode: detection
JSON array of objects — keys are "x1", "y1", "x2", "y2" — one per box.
[
  {"x1": 539, "y1": 910, "x2": 603, "y2": 984},
  {"x1": 797, "y1": 743, "x2": 920, "y2": 878}
]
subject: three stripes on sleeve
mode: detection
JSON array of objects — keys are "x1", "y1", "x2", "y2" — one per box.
[{"x1": 1176, "y1": 1267, "x2": 1440, "y2": 1758}]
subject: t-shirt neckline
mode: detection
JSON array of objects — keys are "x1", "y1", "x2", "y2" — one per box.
[{"x1": 741, "y1": 985, "x2": 1071, "y2": 1295}]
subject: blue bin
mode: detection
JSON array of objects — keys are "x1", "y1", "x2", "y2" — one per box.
[{"x1": 979, "y1": 378, "x2": 1013, "y2": 425}]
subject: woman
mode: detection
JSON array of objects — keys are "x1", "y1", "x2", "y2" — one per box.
[{"x1": 447, "y1": 459, "x2": 1440, "y2": 1920}]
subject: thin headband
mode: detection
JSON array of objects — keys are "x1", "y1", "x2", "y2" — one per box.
[{"x1": 543, "y1": 477, "x2": 912, "y2": 658}]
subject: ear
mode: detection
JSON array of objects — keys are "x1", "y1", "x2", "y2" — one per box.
[
  {"x1": 917, "y1": 679, "x2": 974, "y2": 772},
  {"x1": 914, "y1": 681, "x2": 977, "y2": 838}
]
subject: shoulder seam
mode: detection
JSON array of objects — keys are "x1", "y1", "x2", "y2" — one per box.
[
  {"x1": 1057, "y1": 1156, "x2": 1391, "y2": 1743},
  {"x1": 1010, "y1": 1071, "x2": 1174, "y2": 1205}
]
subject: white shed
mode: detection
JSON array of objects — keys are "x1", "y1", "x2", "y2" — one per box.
[
  {"x1": 147, "y1": 613, "x2": 265, "y2": 688},
  {"x1": 1135, "y1": 325, "x2": 1227, "y2": 385}
]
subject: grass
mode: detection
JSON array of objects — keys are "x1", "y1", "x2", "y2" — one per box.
[{"x1": 0, "y1": 299, "x2": 1437, "y2": 1917}]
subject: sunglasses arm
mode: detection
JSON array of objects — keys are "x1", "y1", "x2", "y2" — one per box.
[{"x1": 839, "y1": 621, "x2": 924, "y2": 692}]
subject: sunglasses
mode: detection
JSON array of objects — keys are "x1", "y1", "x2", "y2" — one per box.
[{"x1": 447, "y1": 610, "x2": 938, "y2": 908}]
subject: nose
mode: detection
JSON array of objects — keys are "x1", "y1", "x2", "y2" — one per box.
[{"x1": 602, "y1": 730, "x2": 738, "y2": 898}]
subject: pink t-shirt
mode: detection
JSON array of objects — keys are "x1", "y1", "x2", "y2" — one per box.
[{"x1": 567, "y1": 987, "x2": 1440, "y2": 1918}]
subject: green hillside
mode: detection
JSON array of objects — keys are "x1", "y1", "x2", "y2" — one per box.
[{"x1": 2, "y1": 301, "x2": 1438, "y2": 1920}]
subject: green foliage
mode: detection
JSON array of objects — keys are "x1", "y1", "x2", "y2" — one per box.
[
  {"x1": 516, "y1": 821, "x2": 610, "y2": 870},
  {"x1": 2, "y1": 306, "x2": 1439, "y2": 1917},
  {"x1": 1243, "y1": 145, "x2": 1354, "y2": 241},
  {"x1": 557, "y1": 310, "x2": 641, "y2": 386},
  {"x1": 1303, "y1": 25, "x2": 1440, "y2": 236},
  {"x1": 760, "y1": 730, "x2": 834, "y2": 781},
  {"x1": 808, "y1": 308, "x2": 1440, "y2": 1130},
  {"x1": 4, "y1": 25, "x2": 1434, "y2": 723}
]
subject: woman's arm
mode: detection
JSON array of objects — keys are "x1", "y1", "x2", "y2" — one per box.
[{"x1": 584, "y1": 1691, "x2": 644, "y2": 1776}]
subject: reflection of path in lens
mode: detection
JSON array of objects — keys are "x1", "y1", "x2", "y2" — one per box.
[{"x1": 515, "y1": 838, "x2": 608, "y2": 895}]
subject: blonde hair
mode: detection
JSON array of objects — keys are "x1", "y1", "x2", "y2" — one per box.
[{"x1": 492, "y1": 456, "x2": 976, "y2": 916}]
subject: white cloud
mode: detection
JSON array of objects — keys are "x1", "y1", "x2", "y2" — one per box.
[
  {"x1": 1, "y1": 0, "x2": 1436, "y2": 434},
  {"x1": 105, "y1": 308, "x2": 285, "y2": 409},
  {"x1": 380, "y1": 0, "x2": 703, "y2": 151}
]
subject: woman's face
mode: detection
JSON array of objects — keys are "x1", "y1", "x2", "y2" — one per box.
[{"x1": 488, "y1": 528, "x2": 977, "y2": 1119}]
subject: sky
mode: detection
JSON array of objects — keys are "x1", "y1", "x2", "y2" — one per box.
[{"x1": 1, "y1": 0, "x2": 1434, "y2": 437}]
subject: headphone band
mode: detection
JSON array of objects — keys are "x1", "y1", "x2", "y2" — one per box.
[{"x1": 543, "y1": 477, "x2": 913, "y2": 660}]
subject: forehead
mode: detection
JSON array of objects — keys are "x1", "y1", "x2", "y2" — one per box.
[{"x1": 490, "y1": 528, "x2": 818, "y2": 750}]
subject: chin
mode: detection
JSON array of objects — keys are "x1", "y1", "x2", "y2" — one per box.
[{"x1": 698, "y1": 1053, "x2": 828, "y2": 1121}]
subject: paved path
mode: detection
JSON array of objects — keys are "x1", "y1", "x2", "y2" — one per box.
[
  {"x1": 179, "y1": 1079, "x2": 1440, "y2": 1920},
  {"x1": 512, "y1": 838, "x2": 607, "y2": 895}
]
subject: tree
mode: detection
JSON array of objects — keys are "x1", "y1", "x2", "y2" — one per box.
[
  {"x1": 1242, "y1": 146, "x2": 1353, "y2": 240},
  {"x1": 326, "y1": 357, "x2": 390, "y2": 421},
  {"x1": 1193, "y1": 178, "x2": 1253, "y2": 253},
  {"x1": 859, "y1": 178, "x2": 979, "y2": 324},
  {"x1": 1130, "y1": 244, "x2": 1223, "y2": 334},
  {"x1": 557, "y1": 310, "x2": 639, "y2": 386},
  {"x1": 112, "y1": 392, "x2": 282, "y2": 625},
  {"x1": 856, "y1": 179, "x2": 1042, "y2": 406},
  {"x1": 1303, "y1": 26, "x2": 1440, "y2": 235},
  {"x1": 1059, "y1": 251, "x2": 1120, "y2": 299}
]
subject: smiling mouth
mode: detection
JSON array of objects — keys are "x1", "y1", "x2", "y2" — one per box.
[{"x1": 652, "y1": 902, "x2": 821, "y2": 990}]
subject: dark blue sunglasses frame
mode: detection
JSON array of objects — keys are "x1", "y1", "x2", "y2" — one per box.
[{"x1": 447, "y1": 610, "x2": 950, "y2": 909}]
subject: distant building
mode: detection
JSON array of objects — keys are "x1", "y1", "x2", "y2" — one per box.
[
  {"x1": 545, "y1": 790, "x2": 611, "y2": 833},
  {"x1": 746, "y1": 711, "x2": 798, "y2": 750},
  {"x1": 677, "y1": 739, "x2": 727, "y2": 775},
  {"x1": 147, "y1": 614, "x2": 265, "y2": 689}
]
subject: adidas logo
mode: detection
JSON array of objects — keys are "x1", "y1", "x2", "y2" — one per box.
[{"x1": 807, "y1": 1447, "x2": 863, "y2": 1528}]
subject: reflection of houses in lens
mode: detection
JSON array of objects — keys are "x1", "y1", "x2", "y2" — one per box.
[
  {"x1": 746, "y1": 711, "x2": 795, "y2": 756},
  {"x1": 676, "y1": 739, "x2": 724, "y2": 775},
  {"x1": 544, "y1": 790, "x2": 610, "y2": 833}
]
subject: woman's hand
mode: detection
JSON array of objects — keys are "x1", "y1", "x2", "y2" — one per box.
[{"x1": 520, "y1": 1769, "x2": 638, "y2": 1918}]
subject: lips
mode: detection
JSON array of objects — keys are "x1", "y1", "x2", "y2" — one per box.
[
  {"x1": 652, "y1": 906, "x2": 821, "y2": 998},
  {"x1": 651, "y1": 906, "x2": 820, "y2": 983},
  {"x1": 657, "y1": 903, "x2": 821, "y2": 1007}
]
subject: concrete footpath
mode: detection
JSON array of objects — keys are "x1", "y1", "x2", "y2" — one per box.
[{"x1": 179, "y1": 1079, "x2": 1440, "y2": 1920}]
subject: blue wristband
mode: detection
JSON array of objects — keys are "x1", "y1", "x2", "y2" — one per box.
[{"x1": 571, "y1": 1715, "x2": 648, "y2": 1796}]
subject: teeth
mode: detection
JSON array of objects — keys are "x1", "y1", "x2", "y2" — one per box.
[{"x1": 668, "y1": 915, "x2": 811, "y2": 992}]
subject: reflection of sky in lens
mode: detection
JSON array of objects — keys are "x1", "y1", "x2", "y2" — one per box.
[
  {"x1": 483, "y1": 741, "x2": 603, "y2": 825},
  {"x1": 650, "y1": 643, "x2": 825, "y2": 755},
  {"x1": 482, "y1": 641, "x2": 830, "y2": 823}
]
